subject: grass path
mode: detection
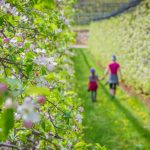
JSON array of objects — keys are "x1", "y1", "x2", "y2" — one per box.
[{"x1": 73, "y1": 48, "x2": 150, "y2": 150}]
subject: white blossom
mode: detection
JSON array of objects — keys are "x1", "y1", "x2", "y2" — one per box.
[
  {"x1": 10, "y1": 7, "x2": 18, "y2": 16},
  {"x1": 46, "y1": 64, "x2": 55, "y2": 71},
  {"x1": 5, "y1": 3, "x2": 10, "y2": 9},
  {"x1": 78, "y1": 107, "x2": 84, "y2": 112},
  {"x1": 4, "y1": 98, "x2": 13, "y2": 108},
  {"x1": 17, "y1": 97, "x2": 40, "y2": 123},
  {"x1": 36, "y1": 76, "x2": 53, "y2": 88},
  {"x1": 15, "y1": 32, "x2": 23, "y2": 38},
  {"x1": 54, "y1": 29, "x2": 62, "y2": 34},
  {"x1": 76, "y1": 114, "x2": 82, "y2": 124},
  {"x1": 59, "y1": 15, "x2": 65, "y2": 20},
  {"x1": 9, "y1": 38, "x2": 17, "y2": 46},
  {"x1": 34, "y1": 56, "x2": 57, "y2": 71},
  {"x1": 3, "y1": 98, "x2": 18, "y2": 109},
  {"x1": 17, "y1": 42, "x2": 24, "y2": 48},
  {"x1": 15, "y1": 113, "x2": 21, "y2": 120},
  {"x1": 0, "y1": 0, "x2": 5, "y2": 6},
  {"x1": 30, "y1": 43, "x2": 36, "y2": 50},
  {"x1": 33, "y1": 48, "x2": 46, "y2": 54},
  {"x1": 3, "y1": 44, "x2": 8, "y2": 48},
  {"x1": 65, "y1": 19, "x2": 70, "y2": 26},
  {"x1": 20, "y1": 15, "x2": 28, "y2": 22},
  {"x1": 23, "y1": 111, "x2": 40, "y2": 122}
]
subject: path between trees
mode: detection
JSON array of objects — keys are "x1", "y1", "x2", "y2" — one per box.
[
  {"x1": 73, "y1": 29, "x2": 150, "y2": 109},
  {"x1": 73, "y1": 48, "x2": 150, "y2": 150}
]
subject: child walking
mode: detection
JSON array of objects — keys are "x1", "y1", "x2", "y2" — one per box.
[{"x1": 88, "y1": 68, "x2": 98, "y2": 102}]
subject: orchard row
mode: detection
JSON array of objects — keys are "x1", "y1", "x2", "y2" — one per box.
[{"x1": 88, "y1": 0, "x2": 150, "y2": 97}]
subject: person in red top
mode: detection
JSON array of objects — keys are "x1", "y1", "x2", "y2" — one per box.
[
  {"x1": 102, "y1": 55, "x2": 122, "y2": 97},
  {"x1": 88, "y1": 68, "x2": 98, "y2": 102}
]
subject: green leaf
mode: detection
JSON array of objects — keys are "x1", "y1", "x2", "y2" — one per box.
[
  {"x1": 5, "y1": 78, "x2": 23, "y2": 89},
  {"x1": 45, "y1": 73, "x2": 55, "y2": 81},
  {"x1": 74, "y1": 141, "x2": 87, "y2": 149},
  {"x1": 0, "y1": 109, "x2": 14, "y2": 141},
  {"x1": 25, "y1": 86, "x2": 50, "y2": 96},
  {"x1": 16, "y1": 130, "x2": 31, "y2": 143},
  {"x1": 40, "y1": 120, "x2": 46, "y2": 131},
  {"x1": 26, "y1": 64, "x2": 33, "y2": 76},
  {"x1": 0, "y1": 17, "x2": 4, "y2": 26},
  {"x1": 34, "y1": 0, "x2": 55, "y2": 9},
  {"x1": 63, "y1": 111, "x2": 71, "y2": 124}
]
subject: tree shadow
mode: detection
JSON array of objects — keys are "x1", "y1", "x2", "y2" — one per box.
[{"x1": 99, "y1": 82, "x2": 150, "y2": 141}]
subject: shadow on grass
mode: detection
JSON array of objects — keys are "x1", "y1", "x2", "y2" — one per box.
[
  {"x1": 101, "y1": 83, "x2": 150, "y2": 141},
  {"x1": 80, "y1": 48, "x2": 150, "y2": 141}
]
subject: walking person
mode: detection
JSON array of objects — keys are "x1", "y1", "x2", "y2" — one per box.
[
  {"x1": 101, "y1": 55, "x2": 122, "y2": 97},
  {"x1": 88, "y1": 68, "x2": 98, "y2": 102}
]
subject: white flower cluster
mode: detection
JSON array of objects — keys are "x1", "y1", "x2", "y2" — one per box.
[
  {"x1": 54, "y1": 28, "x2": 62, "y2": 34},
  {"x1": 30, "y1": 43, "x2": 36, "y2": 50},
  {"x1": 3, "y1": 97, "x2": 40, "y2": 124},
  {"x1": 64, "y1": 19, "x2": 70, "y2": 26},
  {"x1": 76, "y1": 113, "x2": 82, "y2": 124},
  {"x1": 3, "y1": 98, "x2": 18, "y2": 109},
  {"x1": 34, "y1": 56, "x2": 57, "y2": 71},
  {"x1": 0, "y1": 0, "x2": 28, "y2": 22},
  {"x1": 9, "y1": 38, "x2": 17, "y2": 46},
  {"x1": 59, "y1": 14, "x2": 70, "y2": 27},
  {"x1": 20, "y1": 15, "x2": 28, "y2": 22},
  {"x1": 78, "y1": 106, "x2": 84, "y2": 112},
  {"x1": 0, "y1": 0, "x2": 18, "y2": 16},
  {"x1": 15, "y1": 32, "x2": 23, "y2": 38},
  {"x1": 63, "y1": 64, "x2": 74, "y2": 76},
  {"x1": 33, "y1": 48, "x2": 46, "y2": 54},
  {"x1": 75, "y1": 107, "x2": 84, "y2": 124},
  {"x1": 2, "y1": 30, "x2": 25, "y2": 49},
  {"x1": 36, "y1": 76, "x2": 54, "y2": 89},
  {"x1": 17, "y1": 97, "x2": 40, "y2": 123}
]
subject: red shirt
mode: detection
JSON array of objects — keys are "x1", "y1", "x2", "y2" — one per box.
[{"x1": 108, "y1": 62, "x2": 120, "y2": 75}]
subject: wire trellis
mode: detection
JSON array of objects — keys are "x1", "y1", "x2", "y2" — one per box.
[{"x1": 74, "y1": 0, "x2": 141, "y2": 24}]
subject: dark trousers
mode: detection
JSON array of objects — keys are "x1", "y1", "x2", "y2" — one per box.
[{"x1": 91, "y1": 91, "x2": 97, "y2": 102}]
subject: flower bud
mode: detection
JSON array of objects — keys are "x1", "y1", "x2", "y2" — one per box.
[
  {"x1": 4, "y1": 98, "x2": 13, "y2": 108},
  {"x1": 3, "y1": 38, "x2": 10, "y2": 43},
  {"x1": 23, "y1": 120, "x2": 33, "y2": 128},
  {"x1": 37, "y1": 95, "x2": 46, "y2": 105},
  {"x1": 0, "y1": 83, "x2": 8, "y2": 95}
]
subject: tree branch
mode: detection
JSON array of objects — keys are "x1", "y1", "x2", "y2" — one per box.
[
  {"x1": 0, "y1": 143, "x2": 19, "y2": 150},
  {"x1": 47, "y1": 100, "x2": 65, "y2": 114}
]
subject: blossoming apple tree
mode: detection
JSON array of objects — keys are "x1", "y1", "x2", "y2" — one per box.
[{"x1": 0, "y1": 0, "x2": 87, "y2": 149}]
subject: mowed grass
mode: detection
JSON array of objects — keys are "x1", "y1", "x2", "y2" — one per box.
[{"x1": 73, "y1": 48, "x2": 150, "y2": 150}]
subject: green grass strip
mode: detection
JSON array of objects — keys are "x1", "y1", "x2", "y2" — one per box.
[{"x1": 73, "y1": 48, "x2": 150, "y2": 150}]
